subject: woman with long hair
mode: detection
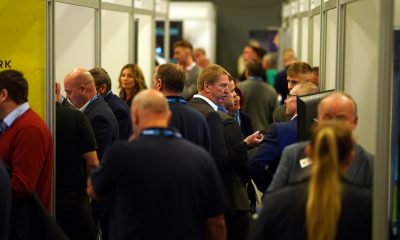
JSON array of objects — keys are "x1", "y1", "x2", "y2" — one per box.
[
  {"x1": 118, "y1": 64, "x2": 147, "y2": 106},
  {"x1": 248, "y1": 120, "x2": 372, "y2": 240}
]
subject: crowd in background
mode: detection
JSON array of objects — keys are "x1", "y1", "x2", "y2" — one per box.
[{"x1": 0, "y1": 38, "x2": 372, "y2": 240}]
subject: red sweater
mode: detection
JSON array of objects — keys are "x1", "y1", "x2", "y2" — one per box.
[{"x1": 0, "y1": 109, "x2": 53, "y2": 212}]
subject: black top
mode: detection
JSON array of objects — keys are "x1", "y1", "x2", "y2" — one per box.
[
  {"x1": 274, "y1": 66, "x2": 289, "y2": 105},
  {"x1": 248, "y1": 179, "x2": 372, "y2": 240},
  {"x1": 56, "y1": 103, "x2": 97, "y2": 193},
  {"x1": 0, "y1": 161, "x2": 10, "y2": 240},
  {"x1": 104, "y1": 92, "x2": 132, "y2": 140},
  {"x1": 91, "y1": 128, "x2": 227, "y2": 240},
  {"x1": 167, "y1": 96, "x2": 211, "y2": 152}
]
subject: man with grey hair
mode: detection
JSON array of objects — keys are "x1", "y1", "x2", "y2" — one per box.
[
  {"x1": 250, "y1": 82, "x2": 319, "y2": 192},
  {"x1": 267, "y1": 92, "x2": 373, "y2": 193},
  {"x1": 88, "y1": 89, "x2": 227, "y2": 240}
]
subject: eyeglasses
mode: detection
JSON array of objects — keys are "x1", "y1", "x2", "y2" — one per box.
[{"x1": 286, "y1": 93, "x2": 297, "y2": 100}]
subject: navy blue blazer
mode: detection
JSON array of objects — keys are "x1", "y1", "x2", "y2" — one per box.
[
  {"x1": 250, "y1": 118, "x2": 298, "y2": 192},
  {"x1": 168, "y1": 96, "x2": 211, "y2": 152},
  {"x1": 84, "y1": 97, "x2": 119, "y2": 161},
  {"x1": 104, "y1": 92, "x2": 132, "y2": 140}
]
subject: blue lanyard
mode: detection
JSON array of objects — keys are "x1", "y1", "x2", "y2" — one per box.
[
  {"x1": 166, "y1": 96, "x2": 187, "y2": 104},
  {"x1": 249, "y1": 76, "x2": 263, "y2": 82},
  {"x1": 140, "y1": 128, "x2": 182, "y2": 139},
  {"x1": 83, "y1": 95, "x2": 98, "y2": 112}
]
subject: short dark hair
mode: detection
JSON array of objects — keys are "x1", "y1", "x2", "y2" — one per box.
[
  {"x1": 0, "y1": 69, "x2": 28, "y2": 104},
  {"x1": 246, "y1": 60, "x2": 265, "y2": 79},
  {"x1": 287, "y1": 62, "x2": 312, "y2": 76},
  {"x1": 156, "y1": 64, "x2": 185, "y2": 93},
  {"x1": 89, "y1": 67, "x2": 112, "y2": 91},
  {"x1": 173, "y1": 40, "x2": 193, "y2": 52}
]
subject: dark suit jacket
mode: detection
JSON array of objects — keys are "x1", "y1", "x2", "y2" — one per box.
[
  {"x1": 188, "y1": 97, "x2": 227, "y2": 168},
  {"x1": 104, "y1": 92, "x2": 132, "y2": 140},
  {"x1": 84, "y1": 97, "x2": 119, "y2": 161},
  {"x1": 217, "y1": 111, "x2": 251, "y2": 213},
  {"x1": 274, "y1": 66, "x2": 289, "y2": 105},
  {"x1": 267, "y1": 141, "x2": 374, "y2": 193},
  {"x1": 168, "y1": 98, "x2": 211, "y2": 151},
  {"x1": 250, "y1": 118, "x2": 298, "y2": 192},
  {"x1": 249, "y1": 179, "x2": 371, "y2": 240},
  {"x1": 189, "y1": 97, "x2": 250, "y2": 214},
  {"x1": 239, "y1": 111, "x2": 253, "y2": 138}
]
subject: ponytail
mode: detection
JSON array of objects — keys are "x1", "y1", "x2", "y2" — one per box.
[{"x1": 306, "y1": 127, "x2": 341, "y2": 240}]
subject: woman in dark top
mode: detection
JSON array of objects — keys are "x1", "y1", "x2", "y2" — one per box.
[
  {"x1": 118, "y1": 63, "x2": 147, "y2": 106},
  {"x1": 248, "y1": 121, "x2": 372, "y2": 240}
]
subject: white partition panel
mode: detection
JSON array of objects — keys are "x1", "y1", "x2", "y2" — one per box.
[
  {"x1": 136, "y1": 14, "x2": 153, "y2": 88},
  {"x1": 395, "y1": 0, "x2": 400, "y2": 26},
  {"x1": 55, "y1": 2, "x2": 95, "y2": 95},
  {"x1": 325, "y1": 9, "x2": 337, "y2": 90},
  {"x1": 300, "y1": 17, "x2": 309, "y2": 61},
  {"x1": 344, "y1": 0, "x2": 379, "y2": 154},
  {"x1": 312, "y1": 15, "x2": 320, "y2": 66},
  {"x1": 170, "y1": 2, "x2": 216, "y2": 63},
  {"x1": 292, "y1": 18, "x2": 299, "y2": 54},
  {"x1": 101, "y1": 10, "x2": 130, "y2": 95}
]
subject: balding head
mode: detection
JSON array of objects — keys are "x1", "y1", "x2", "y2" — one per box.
[
  {"x1": 64, "y1": 68, "x2": 97, "y2": 109},
  {"x1": 285, "y1": 82, "x2": 319, "y2": 117},
  {"x1": 318, "y1": 92, "x2": 358, "y2": 130},
  {"x1": 131, "y1": 89, "x2": 171, "y2": 139}
]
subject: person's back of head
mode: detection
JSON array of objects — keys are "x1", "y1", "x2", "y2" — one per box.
[
  {"x1": 262, "y1": 53, "x2": 278, "y2": 70},
  {"x1": 0, "y1": 69, "x2": 28, "y2": 105},
  {"x1": 306, "y1": 120, "x2": 354, "y2": 240},
  {"x1": 155, "y1": 63, "x2": 185, "y2": 94},
  {"x1": 131, "y1": 89, "x2": 171, "y2": 138},
  {"x1": 283, "y1": 48, "x2": 297, "y2": 66},
  {"x1": 89, "y1": 67, "x2": 112, "y2": 95},
  {"x1": 245, "y1": 60, "x2": 265, "y2": 79}
]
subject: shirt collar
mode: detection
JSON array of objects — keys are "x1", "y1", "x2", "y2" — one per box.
[
  {"x1": 193, "y1": 94, "x2": 218, "y2": 111},
  {"x1": 186, "y1": 62, "x2": 196, "y2": 72},
  {"x1": 3, "y1": 102, "x2": 30, "y2": 128},
  {"x1": 291, "y1": 114, "x2": 298, "y2": 121},
  {"x1": 80, "y1": 95, "x2": 98, "y2": 112}
]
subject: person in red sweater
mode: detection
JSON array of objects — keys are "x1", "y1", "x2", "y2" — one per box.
[{"x1": 0, "y1": 69, "x2": 53, "y2": 212}]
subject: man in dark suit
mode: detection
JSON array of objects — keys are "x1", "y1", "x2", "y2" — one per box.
[
  {"x1": 64, "y1": 68, "x2": 119, "y2": 161},
  {"x1": 153, "y1": 63, "x2": 211, "y2": 151},
  {"x1": 89, "y1": 67, "x2": 132, "y2": 140},
  {"x1": 189, "y1": 64, "x2": 263, "y2": 240},
  {"x1": 267, "y1": 92, "x2": 374, "y2": 193},
  {"x1": 64, "y1": 68, "x2": 119, "y2": 239},
  {"x1": 87, "y1": 90, "x2": 227, "y2": 240},
  {"x1": 250, "y1": 82, "x2": 319, "y2": 192}
]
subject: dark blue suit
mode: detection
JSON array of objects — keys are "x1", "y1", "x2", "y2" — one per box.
[
  {"x1": 167, "y1": 96, "x2": 211, "y2": 151},
  {"x1": 104, "y1": 91, "x2": 132, "y2": 140},
  {"x1": 250, "y1": 117, "x2": 298, "y2": 192},
  {"x1": 84, "y1": 96, "x2": 119, "y2": 162}
]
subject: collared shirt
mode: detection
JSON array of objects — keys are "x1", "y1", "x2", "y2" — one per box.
[
  {"x1": 193, "y1": 94, "x2": 218, "y2": 111},
  {"x1": 185, "y1": 62, "x2": 196, "y2": 72},
  {"x1": 290, "y1": 114, "x2": 298, "y2": 121},
  {"x1": 2, "y1": 102, "x2": 30, "y2": 129}
]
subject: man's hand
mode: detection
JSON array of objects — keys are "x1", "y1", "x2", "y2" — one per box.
[{"x1": 244, "y1": 130, "x2": 264, "y2": 148}]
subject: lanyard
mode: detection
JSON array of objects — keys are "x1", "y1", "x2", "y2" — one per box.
[
  {"x1": 166, "y1": 96, "x2": 187, "y2": 105},
  {"x1": 82, "y1": 95, "x2": 98, "y2": 112},
  {"x1": 140, "y1": 128, "x2": 182, "y2": 139}
]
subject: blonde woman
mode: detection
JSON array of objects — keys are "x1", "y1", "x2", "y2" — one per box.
[
  {"x1": 118, "y1": 64, "x2": 147, "y2": 106},
  {"x1": 248, "y1": 120, "x2": 371, "y2": 240}
]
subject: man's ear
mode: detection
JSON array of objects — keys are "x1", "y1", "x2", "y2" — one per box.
[
  {"x1": 204, "y1": 81, "x2": 210, "y2": 93},
  {"x1": 79, "y1": 85, "x2": 86, "y2": 94},
  {"x1": 98, "y1": 84, "x2": 107, "y2": 95},
  {"x1": 155, "y1": 79, "x2": 163, "y2": 91},
  {"x1": 0, "y1": 88, "x2": 9, "y2": 102}
]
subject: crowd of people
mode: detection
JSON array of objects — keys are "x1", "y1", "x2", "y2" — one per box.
[{"x1": 0, "y1": 39, "x2": 373, "y2": 240}]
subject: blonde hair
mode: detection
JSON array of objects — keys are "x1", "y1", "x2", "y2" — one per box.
[
  {"x1": 196, "y1": 64, "x2": 231, "y2": 92},
  {"x1": 306, "y1": 121, "x2": 353, "y2": 240}
]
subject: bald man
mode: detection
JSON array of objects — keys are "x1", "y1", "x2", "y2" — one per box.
[
  {"x1": 267, "y1": 92, "x2": 373, "y2": 193},
  {"x1": 64, "y1": 68, "x2": 119, "y2": 161},
  {"x1": 64, "y1": 68, "x2": 119, "y2": 240},
  {"x1": 87, "y1": 89, "x2": 227, "y2": 240}
]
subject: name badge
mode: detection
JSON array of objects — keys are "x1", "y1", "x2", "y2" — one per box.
[{"x1": 299, "y1": 158, "x2": 312, "y2": 168}]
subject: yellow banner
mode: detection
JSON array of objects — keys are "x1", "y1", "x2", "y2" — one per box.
[{"x1": 0, "y1": 0, "x2": 46, "y2": 119}]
